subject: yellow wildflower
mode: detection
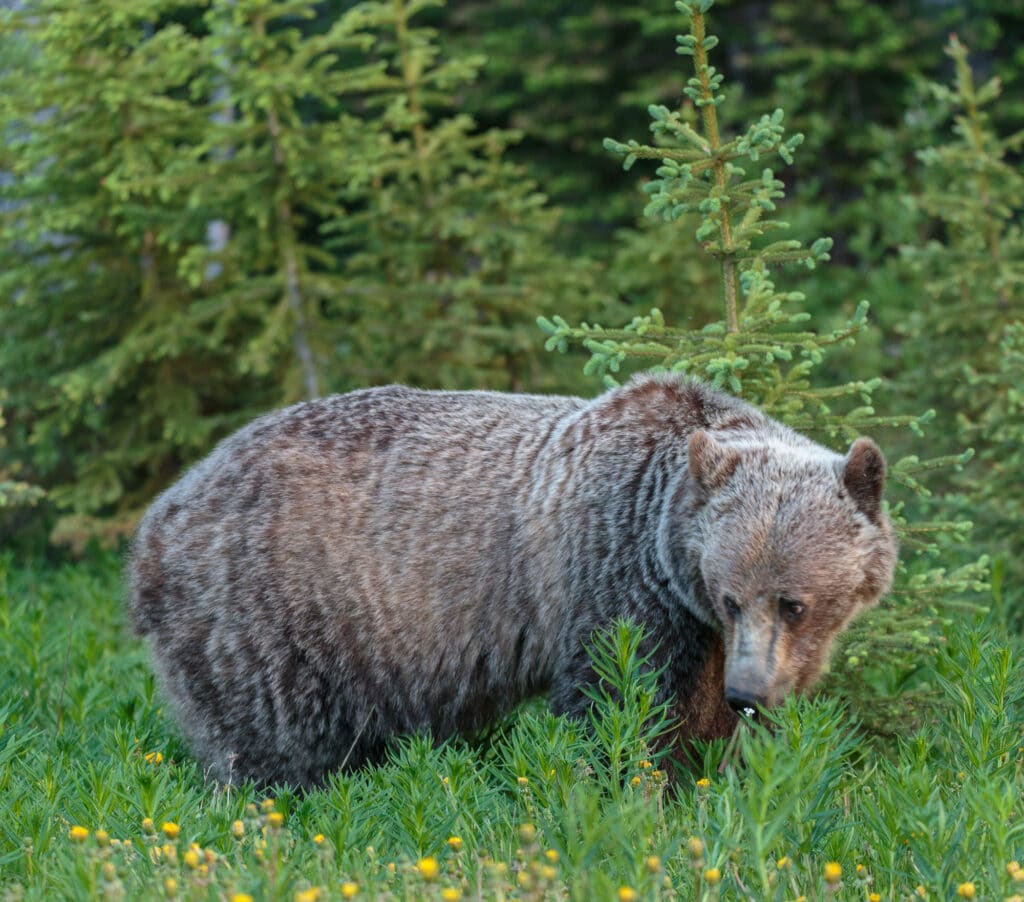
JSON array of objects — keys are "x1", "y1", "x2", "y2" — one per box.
[
  {"x1": 231, "y1": 895, "x2": 254, "y2": 902},
  {"x1": 545, "y1": 849, "x2": 560, "y2": 863},
  {"x1": 184, "y1": 849, "x2": 200, "y2": 870},
  {"x1": 956, "y1": 884, "x2": 975, "y2": 899},
  {"x1": 447, "y1": 836, "x2": 463, "y2": 852},
  {"x1": 776, "y1": 857, "x2": 790, "y2": 870},
  {"x1": 313, "y1": 834, "x2": 326, "y2": 845},
  {"x1": 516, "y1": 776, "x2": 529, "y2": 786},
  {"x1": 417, "y1": 857, "x2": 439, "y2": 881},
  {"x1": 618, "y1": 888, "x2": 638, "y2": 902},
  {"x1": 519, "y1": 823, "x2": 537, "y2": 844},
  {"x1": 704, "y1": 868, "x2": 721, "y2": 885},
  {"x1": 232, "y1": 820, "x2": 245, "y2": 839},
  {"x1": 639, "y1": 760, "x2": 652, "y2": 769},
  {"x1": 916, "y1": 887, "x2": 926, "y2": 899},
  {"x1": 164, "y1": 877, "x2": 178, "y2": 896},
  {"x1": 95, "y1": 830, "x2": 109, "y2": 847},
  {"x1": 650, "y1": 769, "x2": 665, "y2": 782},
  {"x1": 294, "y1": 890, "x2": 320, "y2": 902},
  {"x1": 823, "y1": 861, "x2": 842, "y2": 884},
  {"x1": 696, "y1": 777, "x2": 711, "y2": 788},
  {"x1": 101, "y1": 862, "x2": 117, "y2": 881},
  {"x1": 145, "y1": 751, "x2": 163, "y2": 764},
  {"x1": 687, "y1": 837, "x2": 705, "y2": 859},
  {"x1": 440, "y1": 889, "x2": 461, "y2": 901},
  {"x1": 856, "y1": 864, "x2": 866, "y2": 876},
  {"x1": 516, "y1": 872, "x2": 532, "y2": 890},
  {"x1": 387, "y1": 862, "x2": 396, "y2": 875},
  {"x1": 69, "y1": 825, "x2": 89, "y2": 843},
  {"x1": 869, "y1": 894, "x2": 881, "y2": 902},
  {"x1": 261, "y1": 798, "x2": 276, "y2": 813},
  {"x1": 340, "y1": 884, "x2": 359, "y2": 899},
  {"x1": 162, "y1": 843, "x2": 177, "y2": 863},
  {"x1": 541, "y1": 865, "x2": 557, "y2": 880},
  {"x1": 142, "y1": 817, "x2": 155, "y2": 835},
  {"x1": 630, "y1": 776, "x2": 641, "y2": 787},
  {"x1": 645, "y1": 856, "x2": 661, "y2": 873},
  {"x1": 161, "y1": 822, "x2": 180, "y2": 840},
  {"x1": 267, "y1": 812, "x2": 284, "y2": 829}
]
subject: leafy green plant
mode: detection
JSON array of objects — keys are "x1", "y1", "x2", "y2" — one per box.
[{"x1": 539, "y1": 0, "x2": 988, "y2": 732}]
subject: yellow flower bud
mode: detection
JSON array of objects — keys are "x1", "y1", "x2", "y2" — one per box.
[
  {"x1": 617, "y1": 888, "x2": 638, "y2": 902},
  {"x1": 232, "y1": 820, "x2": 245, "y2": 839},
  {"x1": 823, "y1": 861, "x2": 842, "y2": 883},
  {"x1": 687, "y1": 837, "x2": 704, "y2": 859},
  {"x1": 696, "y1": 777, "x2": 710, "y2": 788},
  {"x1": 231, "y1": 895, "x2": 254, "y2": 902},
  {"x1": 545, "y1": 849, "x2": 559, "y2": 863},
  {"x1": 164, "y1": 877, "x2": 178, "y2": 896},
  {"x1": 956, "y1": 883, "x2": 975, "y2": 899},
  {"x1": 340, "y1": 883, "x2": 359, "y2": 899},
  {"x1": 541, "y1": 866, "x2": 557, "y2": 880},
  {"x1": 267, "y1": 812, "x2": 284, "y2": 829},
  {"x1": 704, "y1": 868, "x2": 721, "y2": 885},
  {"x1": 161, "y1": 822, "x2": 180, "y2": 840},
  {"x1": 447, "y1": 836, "x2": 463, "y2": 852},
  {"x1": 519, "y1": 824, "x2": 537, "y2": 844},
  {"x1": 645, "y1": 855, "x2": 661, "y2": 873},
  {"x1": 440, "y1": 889, "x2": 461, "y2": 901},
  {"x1": 69, "y1": 825, "x2": 89, "y2": 843}
]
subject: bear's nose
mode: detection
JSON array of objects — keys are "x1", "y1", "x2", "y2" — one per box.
[{"x1": 725, "y1": 688, "x2": 767, "y2": 716}]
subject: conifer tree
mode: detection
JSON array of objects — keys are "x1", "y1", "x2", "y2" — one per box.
[
  {"x1": 0, "y1": 1, "x2": 219, "y2": 540},
  {"x1": 178, "y1": 0, "x2": 387, "y2": 403},
  {"x1": 899, "y1": 36, "x2": 1024, "y2": 613},
  {"x1": 540, "y1": 0, "x2": 989, "y2": 729},
  {"x1": 327, "y1": 0, "x2": 607, "y2": 393}
]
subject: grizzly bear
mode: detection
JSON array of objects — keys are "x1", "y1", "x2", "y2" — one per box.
[{"x1": 127, "y1": 375, "x2": 897, "y2": 787}]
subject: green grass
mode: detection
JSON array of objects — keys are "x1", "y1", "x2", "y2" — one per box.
[{"x1": 1, "y1": 551, "x2": 1022, "y2": 901}]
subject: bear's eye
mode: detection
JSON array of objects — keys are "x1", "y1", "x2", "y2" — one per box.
[
  {"x1": 723, "y1": 595, "x2": 740, "y2": 619},
  {"x1": 779, "y1": 597, "x2": 805, "y2": 623}
]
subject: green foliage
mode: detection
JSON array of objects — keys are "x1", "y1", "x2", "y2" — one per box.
[
  {"x1": 899, "y1": 35, "x2": 1024, "y2": 416},
  {"x1": 0, "y1": 405, "x2": 43, "y2": 510},
  {"x1": 323, "y1": 0, "x2": 609, "y2": 393},
  {"x1": 2, "y1": 555, "x2": 1023, "y2": 900},
  {"x1": 540, "y1": 0, "x2": 989, "y2": 732},
  {"x1": 0, "y1": 0, "x2": 603, "y2": 545},
  {"x1": 893, "y1": 36, "x2": 1024, "y2": 615}
]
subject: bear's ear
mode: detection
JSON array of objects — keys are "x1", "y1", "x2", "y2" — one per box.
[
  {"x1": 842, "y1": 437, "x2": 886, "y2": 521},
  {"x1": 688, "y1": 430, "x2": 740, "y2": 492}
]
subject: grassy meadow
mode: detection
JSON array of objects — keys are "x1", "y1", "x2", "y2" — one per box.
[{"x1": 1, "y1": 551, "x2": 1022, "y2": 901}]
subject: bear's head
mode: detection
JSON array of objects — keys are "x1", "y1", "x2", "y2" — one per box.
[{"x1": 677, "y1": 429, "x2": 898, "y2": 714}]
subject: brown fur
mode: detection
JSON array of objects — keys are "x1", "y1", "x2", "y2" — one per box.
[{"x1": 127, "y1": 376, "x2": 897, "y2": 786}]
